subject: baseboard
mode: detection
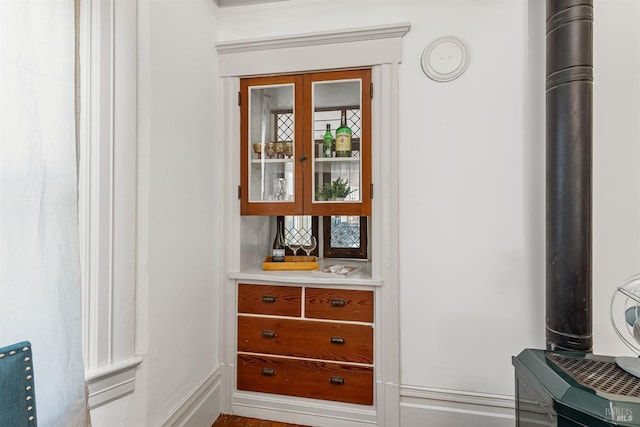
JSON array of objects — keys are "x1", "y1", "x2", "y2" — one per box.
[
  {"x1": 161, "y1": 366, "x2": 225, "y2": 427},
  {"x1": 400, "y1": 385, "x2": 515, "y2": 427},
  {"x1": 233, "y1": 391, "x2": 377, "y2": 427}
]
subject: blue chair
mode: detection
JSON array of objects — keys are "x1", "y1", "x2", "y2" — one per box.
[{"x1": 0, "y1": 341, "x2": 37, "y2": 427}]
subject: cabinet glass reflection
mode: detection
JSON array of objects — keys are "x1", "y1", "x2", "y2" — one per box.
[{"x1": 248, "y1": 84, "x2": 295, "y2": 203}]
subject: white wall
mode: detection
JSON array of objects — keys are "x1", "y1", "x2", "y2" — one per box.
[
  {"x1": 592, "y1": 0, "x2": 640, "y2": 357},
  {"x1": 91, "y1": 0, "x2": 640, "y2": 425},
  {"x1": 398, "y1": 0, "x2": 537, "y2": 395},
  {"x1": 90, "y1": 0, "x2": 222, "y2": 425},
  {"x1": 216, "y1": 0, "x2": 640, "y2": 400}
]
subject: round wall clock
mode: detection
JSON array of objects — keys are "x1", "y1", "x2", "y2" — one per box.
[{"x1": 421, "y1": 37, "x2": 469, "y2": 82}]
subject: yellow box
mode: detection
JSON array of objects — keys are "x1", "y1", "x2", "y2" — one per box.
[{"x1": 262, "y1": 256, "x2": 318, "y2": 271}]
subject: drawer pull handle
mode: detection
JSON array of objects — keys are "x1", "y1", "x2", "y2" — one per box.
[
  {"x1": 330, "y1": 299, "x2": 346, "y2": 307},
  {"x1": 261, "y1": 330, "x2": 277, "y2": 339},
  {"x1": 330, "y1": 336, "x2": 346, "y2": 345},
  {"x1": 261, "y1": 368, "x2": 276, "y2": 377},
  {"x1": 330, "y1": 376, "x2": 346, "y2": 385},
  {"x1": 261, "y1": 295, "x2": 276, "y2": 303}
]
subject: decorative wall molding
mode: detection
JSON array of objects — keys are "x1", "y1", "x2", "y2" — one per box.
[
  {"x1": 86, "y1": 357, "x2": 143, "y2": 408},
  {"x1": 79, "y1": 0, "x2": 139, "y2": 409},
  {"x1": 160, "y1": 368, "x2": 225, "y2": 427},
  {"x1": 215, "y1": 23, "x2": 411, "y2": 54},
  {"x1": 215, "y1": 22, "x2": 410, "y2": 77},
  {"x1": 400, "y1": 385, "x2": 515, "y2": 427}
]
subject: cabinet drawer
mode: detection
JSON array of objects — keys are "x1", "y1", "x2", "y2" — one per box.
[
  {"x1": 237, "y1": 354, "x2": 373, "y2": 405},
  {"x1": 305, "y1": 288, "x2": 373, "y2": 322},
  {"x1": 238, "y1": 316, "x2": 373, "y2": 364},
  {"x1": 238, "y1": 284, "x2": 301, "y2": 317}
]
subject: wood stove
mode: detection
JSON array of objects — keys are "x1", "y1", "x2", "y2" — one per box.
[{"x1": 514, "y1": 349, "x2": 640, "y2": 426}]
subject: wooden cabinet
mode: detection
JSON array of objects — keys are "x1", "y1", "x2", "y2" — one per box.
[
  {"x1": 236, "y1": 283, "x2": 374, "y2": 405},
  {"x1": 239, "y1": 69, "x2": 371, "y2": 216}
]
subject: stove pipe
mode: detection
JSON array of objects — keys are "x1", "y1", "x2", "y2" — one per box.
[{"x1": 545, "y1": 0, "x2": 593, "y2": 352}]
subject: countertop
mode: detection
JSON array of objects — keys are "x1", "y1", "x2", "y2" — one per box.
[{"x1": 228, "y1": 259, "x2": 381, "y2": 287}]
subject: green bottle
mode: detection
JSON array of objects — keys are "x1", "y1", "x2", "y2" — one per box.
[
  {"x1": 335, "y1": 109, "x2": 352, "y2": 158},
  {"x1": 322, "y1": 124, "x2": 333, "y2": 158}
]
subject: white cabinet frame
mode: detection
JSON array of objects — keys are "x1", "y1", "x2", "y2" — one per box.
[{"x1": 216, "y1": 22, "x2": 409, "y2": 426}]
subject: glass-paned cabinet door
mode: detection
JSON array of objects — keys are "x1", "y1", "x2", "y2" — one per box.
[
  {"x1": 240, "y1": 70, "x2": 370, "y2": 216},
  {"x1": 240, "y1": 75, "x2": 304, "y2": 215},
  {"x1": 305, "y1": 69, "x2": 371, "y2": 216}
]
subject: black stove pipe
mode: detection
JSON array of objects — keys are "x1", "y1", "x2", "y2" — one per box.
[{"x1": 545, "y1": 0, "x2": 593, "y2": 352}]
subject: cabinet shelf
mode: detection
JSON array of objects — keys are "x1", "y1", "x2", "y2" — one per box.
[
  {"x1": 250, "y1": 158, "x2": 294, "y2": 165},
  {"x1": 314, "y1": 157, "x2": 359, "y2": 163}
]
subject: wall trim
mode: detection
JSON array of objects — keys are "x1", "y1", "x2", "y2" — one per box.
[
  {"x1": 400, "y1": 385, "x2": 515, "y2": 427},
  {"x1": 86, "y1": 356, "x2": 143, "y2": 408},
  {"x1": 215, "y1": 23, "x2": 411, "y2": 54},
  {"x1": 160, "y1": 367, "x2": 225, "y2": 427},
  {"x1": 371, "y1": 63, "x2": 402, "y2": 427},
  {"x1": 79, "y1": 0, "x2": 139, "y2": 409},
  {"x1": 233, "y1": 391, "x2": 377, "y2": 427},
  {"x1": 215, "y1": 22, "x2": 410, "y2": 77}
]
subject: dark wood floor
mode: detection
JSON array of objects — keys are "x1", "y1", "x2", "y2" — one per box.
[{"x1": 211, "y1": 414, "x2": 311, "y2": 427}]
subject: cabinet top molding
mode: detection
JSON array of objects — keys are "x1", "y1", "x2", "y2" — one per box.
[{"x1": 215, "y1": 22, "x2": 411, "y2": 55}]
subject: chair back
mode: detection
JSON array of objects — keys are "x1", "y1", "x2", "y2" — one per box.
[{"x1": 0, "y1": 341, "x2": 37, "y2": 427}]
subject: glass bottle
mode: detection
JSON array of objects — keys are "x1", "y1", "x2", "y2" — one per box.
[
  {"x1": 271, "y1": 218, "x2": 286, "y2": 262},
  {"x1": 322, "y1": 124, "x2": 333, "y2": 158},
  {"x1": 335, "y1": 109, "x2": 352, "y2": 157}
]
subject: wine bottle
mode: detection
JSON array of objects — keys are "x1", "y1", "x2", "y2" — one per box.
[
  {"x1": 322, "y1": 124, "x2": 333, "y2": 158},
  {"x1": 335, "y1": 109, "x2": 352, "y2": 157},
  {"x1": 271, "y1": 218, "x2": 286, "y2": 262}
]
